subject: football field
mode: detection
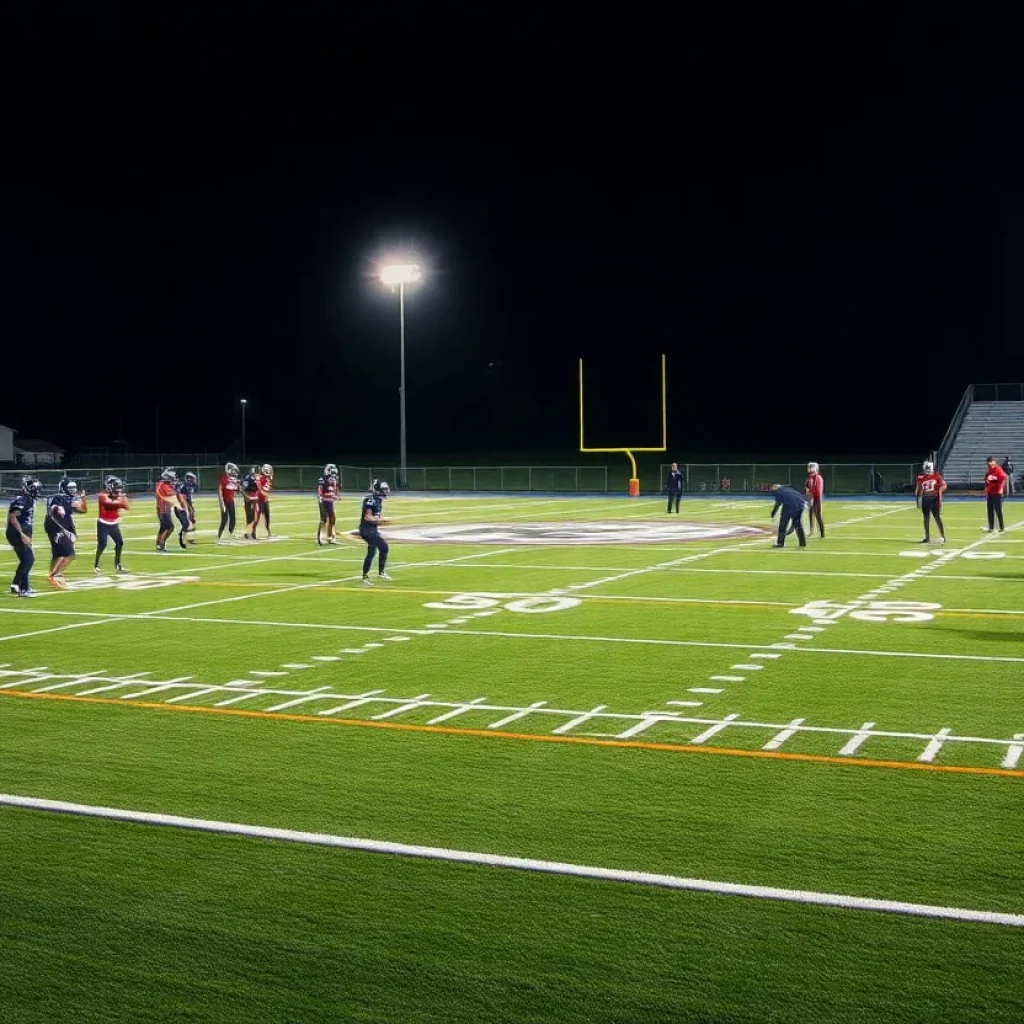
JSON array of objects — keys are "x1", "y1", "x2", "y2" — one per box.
[{"x1": 1, "y1": 492, "x2": 1022, "y2": 1023}]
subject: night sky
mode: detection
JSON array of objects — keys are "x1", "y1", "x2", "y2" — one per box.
[{"x1": 2, "y1": 8, "x2": 1022, "y2": 463}]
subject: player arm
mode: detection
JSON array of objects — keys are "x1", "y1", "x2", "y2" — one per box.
[
  {"x1": 8, "y1": 508, "x2": 29, "y2": 540},
  {"x1": 770, "y1": 496, "x2": 781, "y2": 518}
]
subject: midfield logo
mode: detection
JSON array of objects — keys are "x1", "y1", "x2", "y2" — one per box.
[{"x1": 383, "y1": 521, "x2": 767, "y2": 545}]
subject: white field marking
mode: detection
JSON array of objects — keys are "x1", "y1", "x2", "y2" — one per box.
[
  {"x1": 213, "y1": 691, "x2": 266, "y2": 707},
  {"x1": 799, "y1": 626, "x2": 827, "y2": 633},
  {"x1": 0, "y1": 617, "x2": 129, "y2": 644},
  {"x1": 1003, "y1": 735, "x2": 1024, "y2": 770},
  {"x1": 281, "y1": 663, "x2": 312, "y2": 669},
  {"x1": 731, "y1": 664, "x2": 764, "y2": 671},
  {"x1": 426, "y1": 698, "x2": 489, "y2": 725},
  {"x1": 812, "y1": 619, "x2": 834, "y2": 625},
  {"x1": 250, "y1": 670, "x2": 289, "y2": 677},
  {"x1": 763, "y1": 719, "x2": 806, "y2": 751},
  {"x1": 687, "y1": 688, "x2": 724, "y2": 694},
  {"x1": 7, "y1": 603, "x2": 1024, "y2": 666},
  {"x1": 425, "y1": 624, "x2": 449, "y2": 629},
  {"x1": 839, "y1": 723, "x2": 878, "y2": 757},
  {"x1": 385, "y1": 636, "x2": 411, "y2": 642},
  {"x1": 311, "y1": 656, "x2": 341, "y2": 662},
  {"x1": 783, "y1": 634, "x2": 813, "y2": 640},
  {"x1": 341, "y1": 648, "x2": 368, "y2": 654},
  {"x1": 265, "y1": 688, "x2": 333, "y2": 712},
  {"x1": 919, "y1": 728, "x2": 953, "y2": 763},
  {"x1": 749, "y1": 653, "x2": 782, "y2": 660},
  {"x1": 4, "y1": 793, "x2": 1021, "y2": 927},
  {"x1": 120, "y1": 678, "x2": 194, "y2": 700},
  {"x1": 615, "y1": 713, "x2": 683, "y2": 739},
  {"x1": 552, "y1": 705, "x2": 609, "y2": 735},
  {"x1": 164, "y1": 687, "x2": 224, "y2": 704},
  {"x1": 689, "y1": 714, "x2": 741, "y2": 744},
  {"x1": 487, "y1": 702, "x2": 548, "y2": 729},
  {"x1": 371, "y1": 695, "x2": 432, "y2": 720},
  {"x1": 709, "y1": 675, "x2": 745, "y2": 682}
]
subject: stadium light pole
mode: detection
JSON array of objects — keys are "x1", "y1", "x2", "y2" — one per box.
[
  {"x1": 240, "y1": 399, "x2": 247, "y2": 466},
  {"x1": 379, "y1": 263, "x2": 422, "y2": 489}
]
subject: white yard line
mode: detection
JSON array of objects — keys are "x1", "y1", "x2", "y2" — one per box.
[{"x1": 2, "y1": 793, "x2": 1020, "y2": 927}]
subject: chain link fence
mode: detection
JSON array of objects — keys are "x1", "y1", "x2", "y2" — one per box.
[{"x1": 659, "y1": 463, "x2": 920, "y2": 494}]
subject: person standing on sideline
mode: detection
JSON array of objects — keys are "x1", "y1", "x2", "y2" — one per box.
[
  {"x1": 1003, "y1": 455, "x2": 1015, "y2": 496},
  {"x1": 359, "y1": 480, "x2": 392, "y2": 585},
  {"x1": 915, "y1": 460, "x2": 946, "y2": 545},
  {"x1": 94, "y1": 476, "x2": 129, "y2": 573},
  {"x1": 983, "y1": 456, "x2": 1008, "y2": 532},
  {"x1": 769, "y1": 484, "x2": 807, "y2": 548},
  {"x1": 665, "y1": 462, "x2": 683, "y2": 513},
  {"x1": 6, "y1": 476, "x2": 42, "y2": 597},
  {"x1": 217, "y1": 463, "x2": 240, "y2": 544},
  {"x1": 804, "y1": 462, "x2": 825, "y2": 538}
]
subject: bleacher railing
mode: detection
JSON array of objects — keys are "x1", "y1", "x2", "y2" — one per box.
[
  {"x1": 0, "y1": 464, "x2": 612, "y2": 495},
  {"x1": 937, "y1": 385, "x2": 973, "y2": 472},
  {"x1": 659, "y1": 463, "x2": 922, "y2": 494}
]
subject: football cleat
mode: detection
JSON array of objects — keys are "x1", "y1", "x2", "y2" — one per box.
[
  {"x1": 94, "y1": 566, "x2": 103, "y2": 574},
  {"x1": 9, "y1": 584, "x2": 18, "y2": 596},
  {"x1": 362, "y1": 575, "x2": 373, "y2": 586},
  {"x1": 378, "y1": 572, "x2": 392, "y2": 581}
]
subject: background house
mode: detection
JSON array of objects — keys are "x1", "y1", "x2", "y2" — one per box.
[{"x1": 14, "y1": 438, "x2": 65, "y2": 467}]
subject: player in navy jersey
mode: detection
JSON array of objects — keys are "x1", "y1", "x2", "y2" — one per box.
[
  {"x1": 358, "y1": 480, "x2": 392, "y2": 585},
  {"x1": 44, "y1": 478, "x2": 86, "y2": 587},
  {"x1": 6, "y1": 476, "x2": 42, "y2": 597},
  {"x1": 175, "y1": 472, "x2": 199, "y2": 548},
  {"x1": 317, "y1": 463, "x2": 339, "y2": 545}
]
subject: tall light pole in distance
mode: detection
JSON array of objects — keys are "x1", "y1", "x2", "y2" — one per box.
[
  {"x1": 380, "y1": 263, "x2": 422, "y2": 489},
  {"x1": 240, "y1": 399, "x2": 247, "y2": 466}
]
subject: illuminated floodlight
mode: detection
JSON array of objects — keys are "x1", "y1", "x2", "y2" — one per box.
[{"x1": 380, "y1": 263, "x2": 422, "y2": 286}]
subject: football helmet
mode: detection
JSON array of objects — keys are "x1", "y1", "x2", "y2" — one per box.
[
  {"x1": 184, "y1": 472, "x2": 198, "y2": 486},
  {"x1": 374, "y1": 480, "x2": 390, "y2": 498},
  {"x1": 325, "y1": 463, "x2": 338, "y2": 477},
  {"x1": 261, "y1": 464, "x2": 273, "y2": 478},
  {"x1": 21, "y1": 476, "x2": 43, "y2": 498},
  {"x1": 161, "y1": 468, "x2": 177, "y2": 482},
  {"x1": 105, "y1": 475, "x2": 123, "y2": 495},
  {"x1": 922, "y1": 460, "x2": 934, "y2": 473},
  {"x1": 225, "y1": 462, "x2": 240, "y2": 477},
  {"x1": 57, "y1": 475, "x2": 71, "y2": 495},
  {"x1": 807, "y1": 462, "x2": 819, "y2": 473},
  {"x1": 65, "y1": 480, "x2": 78, "y2": 496}
]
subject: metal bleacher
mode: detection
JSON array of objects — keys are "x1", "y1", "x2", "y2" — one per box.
[{"x1": 938, "y1": 385, "x2": 1024, "y2": 487}]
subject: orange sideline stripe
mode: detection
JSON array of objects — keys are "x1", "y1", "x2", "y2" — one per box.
[{"x1": 1, "y1": 688, "x2": 1021, "y2": 779}]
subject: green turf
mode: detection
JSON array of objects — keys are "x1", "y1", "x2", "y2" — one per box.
[{"x1": 1, "y1": 493, "x2": 1023, "y2": 1022}]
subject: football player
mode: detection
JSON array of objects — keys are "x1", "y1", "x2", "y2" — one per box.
[
  {"x1": 359, "y1": 480, "x2": 392, "y2": 584},
  {"x1": 95, "y1": 476, "x2": 130, "y2": 573},
  {"x1": 915, "y1": 460, "x2": 946, "y2": 545},
  {"x1": 217, "y1": 462, "x2": 240, "y2": 543},
  {"x1": 45, "y1": 477, "x2": 86, "y2": 587},
  {"x1": 255, "y1": 463, "x2": 273, "y2": 538},
  {"x1": 317, "y1": 463, "x2": 339, "y2": 545},
  {"x1": 155, "y1": 469, "x2": 179, "y2": 553},
  {"x1": 176, "y1": 471, "x2": 199, "y2": 548},
  {"x1": 805, "y1": 462, "x2": 825, "y2": 538},
  {"x1": 6, "y1": 476, "x2": 42, "y2": 597},
  {"x1": 242, "y1": 465, "x2": 260, "y2": 539}
]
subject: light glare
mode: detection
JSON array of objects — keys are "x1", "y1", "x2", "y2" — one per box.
[{"x1": 380, "y1": 263, "x2": 422, "y2": 286}]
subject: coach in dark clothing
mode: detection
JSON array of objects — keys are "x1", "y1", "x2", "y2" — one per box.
[
  {"x1": 665, "y1": 462, "x2": 683, "y2": 513},
  {"x1": 769, "y1": 485, "x2": 807, "y2": 547},
  {"x1": 1003, "y1": 456, "x2": 1015, "y2": 496}
]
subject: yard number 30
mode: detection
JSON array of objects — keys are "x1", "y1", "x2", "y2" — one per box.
[{"x1": 423, "y1": 594, "x2": 581, "y2": 614}]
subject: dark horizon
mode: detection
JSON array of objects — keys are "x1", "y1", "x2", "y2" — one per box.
[{"x1": 2, "y1": 9, "x2": 1023, "y2": 463}]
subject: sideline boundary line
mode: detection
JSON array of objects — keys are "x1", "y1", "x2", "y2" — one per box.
[
  {"x1": 1, "y1": 792, "x2": 1021, "y2": 928},
  {"x1": 2, "y1": 688, "x2": 1023, "y2": 779}
]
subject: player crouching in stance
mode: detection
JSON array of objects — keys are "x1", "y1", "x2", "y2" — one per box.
[
  {"x1": 95, "y1": 476, "x2": 129, "y2": 573},
  {"x1": 359, "y1": 480, "x2": 392, "y2": 584},
  {"x1": 769, "y1": 484, "x2": 807, "y2": 548},
  {"x1": 175, "y1": 471, "x2": 199, "y2": 548},
  {"x1": 317, "y1": 463, "x2": 339, "y2": 545},
  {"x1": 217, "y1": 463, "x2": 240, "y2": 543},
  {"x1": 915, "y1": 460, "x2": 946, "y2": 544},
  {"x1": 7, "y1": 476, "x2": 42, "y2": 597},
  {"x1": 45, "y1": 478, "x2": 86, "y2": 587}
]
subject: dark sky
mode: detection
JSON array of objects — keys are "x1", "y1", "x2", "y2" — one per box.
[{"x1": 1, "y1": 7, "x2": 1022, "y2": 461}]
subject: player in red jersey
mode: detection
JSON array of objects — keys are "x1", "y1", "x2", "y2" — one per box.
[
  {"x1": 915, "y1": 460, "x2": 946, "y2": 544},
  {"x1": 155, "y1": 469, "x2": 181, "y2": 552},
  {"x1": 983, "y1": 455, "x2": 1008, "y2": 532},
  {"x1": 804, "y1": 461, "x2": 825, "y2": 538},
  {"x1": 252, "y1": 463, "x2": 273, "y2": 538},
  {"x1": 317, "y1": 463, "x2": 339, "y2": 545},
  {"x1": 94, "y1": 476, "x2": 130, "y2": 572},
  {"x1": 217, "y1": 462, "x2": 240, "y2": 544}
]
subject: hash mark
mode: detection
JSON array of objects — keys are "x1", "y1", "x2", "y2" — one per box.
[
  {"x1": 689, "y1": 714, "x2": 741, "y2": 745},
  {"x1": 488, "y1": 702, "x2": 548, "y2": 729},
  {"x1": 838, "y1": 722, "x2": 877, "y2": 757},
  {"x1": 763, "y1": 718, "x2": 806, "y2": 751},
  {"x1": 1003, "y1": 735, "x2": 1024, "y2": 770}
]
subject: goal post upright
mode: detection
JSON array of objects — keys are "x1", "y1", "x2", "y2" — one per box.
[{"x1": 578, "y1": 353, "x2": 667, "y2": 495}]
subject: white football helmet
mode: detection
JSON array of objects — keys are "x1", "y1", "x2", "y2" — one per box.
[
  {"x1": 807, "y1": 462, "x2": 819, "y2": 473},
  {"x1": 922, "y1": 460, "x2": 934, "y2": 473},
  {"x1": 261, "y1": 464, "x2": 273, "y2": 478}
]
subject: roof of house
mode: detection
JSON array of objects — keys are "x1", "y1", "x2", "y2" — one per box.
[{"x1": 14, "y1": 438, "x2": 65, "y2": 454}]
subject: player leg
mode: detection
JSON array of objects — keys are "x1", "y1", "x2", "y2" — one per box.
[
  {"x1": 813, "y1": 500, "x2": 824, "y2": 537},
  {"x1": 157, "y1": 512, "x2": 173, "y2": 551},
  {"x1": 995, "y1": 495, "x2": 1005, "y2": 531},
  {"x1": 249, "y1": 500, "x2": 261, "y2": 540},
  {"x1": 328, "y1": 508, "x2": 337, "y2": 541},
  {"x1": 793, "y1": 509, "x2": 807, "y2": 547},
  {"x1": 932, "y1": 503, "x2": 945, "y2": 543},
  {"x1": 318, "y1": 501, "x2": 327, "y2": 545},
  {"x1": 920, "y1": 500, "x2": 931, "y2": 543},
  {"x1": 110, "y1": 525, "x2": 125, "y2": 570},
  {"x1": 986, "y1": 495, "x2": 996, "y2": 531},
  {"x1": 377, "y1": 536, "x2": 390, "y2": 579},
  {"x1": 362, "y1": 534, "x2": 378, "y2": 582},
  {"x1": 218, "y1": 503, "x2": 229, "y2": 540},
  {"x1": 227, "y1": 503, "x2": 236, "y2": 538},
  {"x1": 243, "y1": 498, "x2": 254, "y2": 539},
  {"x1": 775, "y1": 513, "x2": 790, "y2": 547},
  {"x1": 261, "y1": 500, "x2": 271, "y2": 536},
  {"x1": 176, "y1": 508, "x2": 190, "y2": 549},
  {"x1": 94, "y1": 522, "x2": 108, "y2": 571},
  {"x1": 16, "y1": 537, "x2": 34, "y2": 593}
]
